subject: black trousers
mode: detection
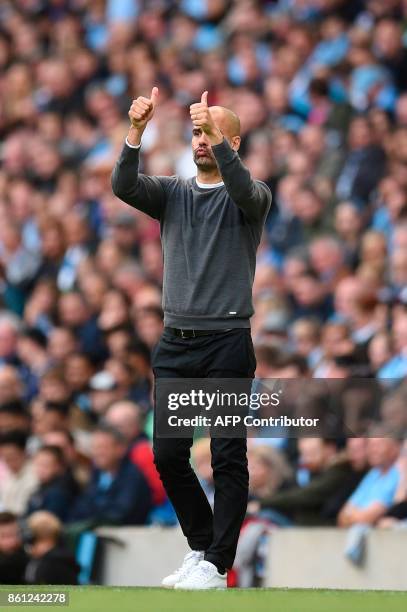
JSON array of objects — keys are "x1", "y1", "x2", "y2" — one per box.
[{"x1": 152, "y1": 327, "x2": 256, "y2": 570}]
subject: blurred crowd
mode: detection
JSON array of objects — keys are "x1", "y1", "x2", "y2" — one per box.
[{"x1": 0, "y1": 0, "x2": 407, "y2": 587}]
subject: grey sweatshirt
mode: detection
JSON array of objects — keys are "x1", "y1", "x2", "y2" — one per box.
[{"x1": 111, "y1": 138, "x2": 272, "y2": 330}]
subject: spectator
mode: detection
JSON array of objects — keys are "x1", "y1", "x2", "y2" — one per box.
[
  {"x1": 321, "y1": 437, "x2": 369, "y2": 521},
  {"x1": 247, "y1": 445, "x2": 293, "y2": 514},
  {"x1": 26, "y1": 445, "x2": 77, "y2": 522},
  {"x1": 41, "y1": 429, "x2": 91, "y2": 489},
  {"x1": 260, "y1": 438, "x2": 354, "y2": 526},
  {"x1": 0, "y1": 400, "x2": 30, "y2": 434},
  {"x1": 336, "y1": 116, "x2": 386, "y2": 206},
  {"x1": 338, "y1": 429, "x2": 402, "y2": 527},
  {"x1": 0, "y1": 512, "x2": 28, "y2": 585},
  {"x1": 104, "y1": 400, "x2": 166, "y2": 506},
  {"x1": 24, "y1": 511, "x2": 79, "y2": 585},
  {"x1": 69, "y1": 425, "x2": 151, "y2": 526},
  {"x1": 0, "y1": 430, "x2": 38, "y2": 516}
]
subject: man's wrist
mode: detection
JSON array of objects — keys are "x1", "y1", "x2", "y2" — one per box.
[{"x1": 126, "y1": 126, "x2": 144, "y2": 147}]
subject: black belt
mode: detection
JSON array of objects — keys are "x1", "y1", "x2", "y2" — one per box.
[{"x1": 165, "y1": 327, "x2": 233, "y2": 339}]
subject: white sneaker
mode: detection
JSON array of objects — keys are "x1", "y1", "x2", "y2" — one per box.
[
  {"x1": 161, "y1": 550, "x2": 204, "y2": 588},
  {"x1": 174, "y1": 560, "x2": 227, "y2": 590}
]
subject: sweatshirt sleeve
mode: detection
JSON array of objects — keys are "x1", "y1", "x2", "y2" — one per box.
[
  {"x1": 111, "y1": 142, "x2": 168, "y2": 220},
  {"x1": 211, "y1": 138, "x2": 272, "y2": 223}
]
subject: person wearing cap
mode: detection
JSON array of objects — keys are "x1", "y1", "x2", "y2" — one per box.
[{"x1": 112, "y1": 89, "x2": 271, "y2": 589}]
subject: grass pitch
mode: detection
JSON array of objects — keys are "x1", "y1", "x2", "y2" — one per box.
[{"x1": 1, "y1": 585, "x2": 407, "y2": 612}]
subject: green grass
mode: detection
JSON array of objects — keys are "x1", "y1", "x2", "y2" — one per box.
[{"x1": 1, "y1": 585, "x2": 407, "y2": 612}]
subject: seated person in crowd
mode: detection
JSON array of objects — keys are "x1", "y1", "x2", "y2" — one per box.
[
  {"x1": 0, "y1": 400, "x2": 31, "y2": 435},
  {"x1": 0, "y1": 430, "x2": 38, "y2": 515},
  {"x1": 24, "y1": 511, "x2": 79, "y2": 585},
  {"x1": 0, "y1": 511, "x2": 28, "y2": 584},
  {"x1": 259, "y1": 438, "x2": 354, "y2": 526},
  {"x1": 247, "y1": 444, "x2": 293, "y2": 515},
  {"x1": 338, "y1": 428, "x2": 402, "y2": 527},
  {"x1": 41, "y1": 429, "x2": 91, "y2": 489},
  {"x1": 321, "y1": 437, "x2": 369, "y2": 521},
  {"x1": 68, "y1": 424, "x2": 151, "y2": 526},
  {"x1": 26, "y1": 445, "x2": 77, "y2": 522},
  {"x1": 104, "y1": 400, "x2": 166, "y2": 506}
]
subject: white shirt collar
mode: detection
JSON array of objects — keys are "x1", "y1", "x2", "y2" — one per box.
[{"x1": 195, "y1": 178, "x2": 224, "y2": 189}]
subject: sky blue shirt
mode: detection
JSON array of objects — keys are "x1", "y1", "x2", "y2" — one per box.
[{"x1": 349, "y1": 465, "x2": 401, "y2": 509}]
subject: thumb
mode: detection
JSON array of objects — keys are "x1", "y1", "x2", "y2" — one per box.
[
  {"x1": 151, "y1": 86, "x2": 159, "y2": 107},
  {"x1": 201, "y1": 90, "x2": 208, "y2": 106}
]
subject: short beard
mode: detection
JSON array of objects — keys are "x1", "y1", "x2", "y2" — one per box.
[{"x1": 193, "y1": 150, "x2": 218, "y2": 171}]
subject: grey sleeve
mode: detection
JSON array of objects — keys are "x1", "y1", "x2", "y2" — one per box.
[
  {"x1": 211, "y1": 138, "x2": 272, "y2": 222},
  {"x1": 111, "y1": 143, "x2": 167, "y2": 220}
]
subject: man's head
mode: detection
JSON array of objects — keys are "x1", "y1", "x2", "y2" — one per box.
[
  {"x1": 291, "y1": 318, "x2": 321, "y2": 357},
  {"x1": 0, "y1": 429, "x2": 28, "y2": 474},
  {"x1": 26, "y1": 511, "x2": 62, "y2": 558},
  {"x1": 0, "y1": 400, "x2": 29, "y2": 434},
  {"x1": 0, "y1": 366, "x2": 24, "y2": 405},
  {"x1": 17, "y1": 328, "x2": 48, "y2": 365},
  {"x1": 298, "y1": 438, "x2": 339, "y2": 473},
  {"x1": 0, "y1": 512, "x2": 22, "y2": 555},
  {"x1": 31, "y1": 399, "x2": 70, "y2": 436},
  {"x1": 366, "y1": 432, "x2": 401, "y2": 470},
  {"x1": 90, "y1": 424, "x2": 128, "y2": 472},
  {"x1": 33, "y1": 445, "x2": 66, "y2": 484},
  {"x1": 346, "y1": 438, "x2": 368, "y2": 472},
  {"x1": 192, "y1": 105, "x2": 241, "y2": 171},
  {"x1": 104, "y1": 401, "x2": 143, "y2": 443},
  {"x1": 41, "y1": 429, "x2": 76, "y2": 465},
  {"x1": 0, "y1": 314, "x2": 20, "y2": 359}
]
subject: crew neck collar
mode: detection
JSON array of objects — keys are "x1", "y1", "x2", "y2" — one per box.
[{"x1": 195, "y1": 178, "x2": 224, "y2": 189}]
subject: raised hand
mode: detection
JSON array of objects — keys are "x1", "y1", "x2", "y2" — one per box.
[
  {"x1": 129, "y1": 87, "x2": 159, "y2": 130},
  {"x1": 190, "y1": 91, "x2": 221, "y2": 140}
]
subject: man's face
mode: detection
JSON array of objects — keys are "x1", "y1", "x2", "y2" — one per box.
[
  {"x1": 192, "y1": 127, "x2": 218, "y2": 171},
  {"x1": 34, "y1": 451, "x2": 62, "y2": 484},
  {"x1": 191, "y1": 106, "x2": 239, "y2": 171},
  {"x1": 367, "y1": 437, "x2": 400, "y2": 468},
  {"x1": 0, "y1": 444, "x2": 25, "y2": 474},
  {"x1": 91, "y1": 432, "x2": 125, "y2": 471},
  {"x1": 298, "y1": 438, "x2": 327, "y2": 473},
  {"x1": 0, "y1": 521, "x2": 22, "y2": 555}
]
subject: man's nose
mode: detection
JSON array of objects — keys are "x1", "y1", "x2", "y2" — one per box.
[{"x1": 198, "y1": 133, "x2": 210, "y2": 146}]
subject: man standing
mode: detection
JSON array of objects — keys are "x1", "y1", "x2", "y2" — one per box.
[{"x1": 112, "y1": 88, "x2": 271, "y2": 589}]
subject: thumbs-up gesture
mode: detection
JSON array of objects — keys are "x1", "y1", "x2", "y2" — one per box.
[
  {"x1": 128, "y1": 87, "x2": 159, "y2": 130},
  {"x1": 190, "y1": 91, "x2": 219, "y2": 138}
]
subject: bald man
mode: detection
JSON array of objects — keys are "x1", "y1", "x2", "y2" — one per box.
[{"x1": 112, "y1": 88, "x2": 271, "y2": 589}]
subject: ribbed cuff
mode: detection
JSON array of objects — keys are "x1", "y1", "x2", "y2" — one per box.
[{"x1": 125, "y1": 138, "x2": 141, "y2": 149}]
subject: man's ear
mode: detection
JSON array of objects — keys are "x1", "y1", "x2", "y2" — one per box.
[{"x1": 231, "y1": 136, "x2": 241, "y2": 151}]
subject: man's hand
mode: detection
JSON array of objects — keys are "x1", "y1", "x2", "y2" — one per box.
[
  {"x1": 190, "y1": 91, "x2": 223, "y2": 144},
  {"x1": 127, "y1": 87, "x2": 159, "y2": 145}
]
